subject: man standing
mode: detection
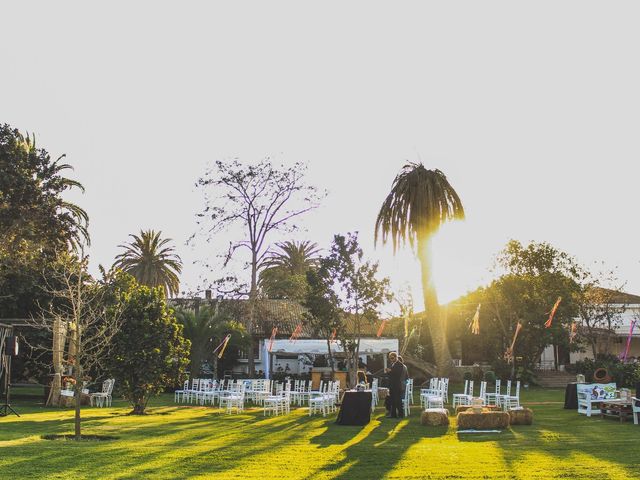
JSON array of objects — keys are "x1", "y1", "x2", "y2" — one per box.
[{"x1": 386, "y1": 351, "x2": 405, "y2": 418}]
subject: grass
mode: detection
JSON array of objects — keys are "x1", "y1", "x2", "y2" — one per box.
[{"x1": 0, "y1": 386, "x2": 638, "y2": 479}]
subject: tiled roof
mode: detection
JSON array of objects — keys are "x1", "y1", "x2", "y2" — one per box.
[{"x1": 589, "y1": 287, "x2": 640, "y2": 305}]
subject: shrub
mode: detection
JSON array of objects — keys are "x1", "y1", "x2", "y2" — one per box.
[
  {"x1": 483, "y1": 371, "x2": 496, "y2": 384},
  {"x1": 463, "y1": 371, "x2": 473, "y2": 381}
]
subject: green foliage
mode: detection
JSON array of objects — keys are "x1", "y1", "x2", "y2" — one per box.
[
  {"x1": 107, "y1": 277, "x2": 190, "y2": 414},
  {"x1": 175, "y1": 306, "x2": 248, "y2": 377},
  {"x1": 483, "y1": 370, "x2": 496, "y2": 383},
  {"x1": 462, "y1": 371, "x2": 473, "y2": 381},
  {"x1": 451, "y1": 240, "x2": 581, "y2": 371},
  {"x1": 572, "y1": 354, "x2": 640, "y2": 387},
  {"x1": 0, "y1": 123, "x2": 88, "y2": 318},
  {"x1": 309, "y1": 233, "x2": 392, "y2": 384},
  {"x1": 260, "y1": 241, "x2": 320, "y2": 300},
  {"x1": 113, "y1": 230, "x2": 182, "y2": 297}
]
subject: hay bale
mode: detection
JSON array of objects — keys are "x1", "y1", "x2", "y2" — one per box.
[
  {"x1": 455, "y1": 405, "x2": 499, "y2": 414},
  {"x1": 508, "y1": 407, "x2": 533, "y2": 425},
  {"x1": 457, "y1": 410, "x2": 510, "y2": 430},
  {"x1": 421, "y1": 408, "x2": 449, "y2": 426}
]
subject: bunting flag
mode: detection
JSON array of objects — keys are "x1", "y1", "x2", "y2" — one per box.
[
  {"x1": 620, "y1": 319, "x2": 637, "y2": 361},
  {"x1": 544, "y1": 296, "x2": 562, "y2": 328},
  {"x1": 330, "y1": 328, "x2": 337, "y2": 344},
  {"x1": 267, "y1": 327, "x2": 277, "y2": 353},
  {"x1": 376, "y1": 319, "x2": 388, "y2": 338},
  {"x1": 569, "y1": 321, "x2": 577, "y2": 344},
  {"x1": 471, "y1": 304, "x2": 481, "y2": 335},
  {"x1": 289, "y1": 324, "x2": 302, "y2": 343},
  {"x1": 215, "y1": 334, "x2": 231, "y2": 359},
  {"x1": 504, "y1": 322, "x2": 523, "y2": 363}
]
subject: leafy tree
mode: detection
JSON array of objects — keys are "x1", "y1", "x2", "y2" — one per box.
[
  {"x1": 302, "y1": 266, "x2": 343, "y2": 373},
  {"x1": 175, "y1": 306, "x2": 248, "y2": 377},
  {"x1": 451, "y1": 240, "x2": 581, "y2": 377},
  {"x1": 113, "y1": 230, "x2": 182, "y2": 297},
  {"x1": 0, "y1": 124, "x2": 88, "y2": 318},
  {"x1": 260, "y1": 240, "x2": 320, "y2": 300},
  {"x1": 375, "y1": 163, "x2": 464, "y2": 374},
  {"x1": 320, "y1": 233, "x2": 392, "y2": 385},
  {"x1": 107, "y1": 278, "x2": 190, "y2": 414},
  {"x1": 194, "y1": 158, "x2": 324, "y2": 375}
]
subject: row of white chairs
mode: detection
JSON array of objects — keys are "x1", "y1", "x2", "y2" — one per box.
[
  {"x1": 452, "y1": 379, "x2": 521, "y2": 410},
  {"x1": 420, "y1": 378, "x2": 449, "y2": 410},
  {"x1": 308, "y1": 381, "x2": 340, "y2": 416}
]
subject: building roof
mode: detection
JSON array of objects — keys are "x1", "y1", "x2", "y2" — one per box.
[
  {"x1": 169, "y1": 297, "x2": 386, "y2": 338},
  {"x1": 589, "y1": 287, "x2": 640, "y2": 305}
]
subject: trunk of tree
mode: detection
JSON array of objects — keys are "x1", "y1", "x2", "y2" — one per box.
[
  {"x1": 326, "y1": 338, "x2": 335, "y2": 374},
  {"x1": 247, "y1": 251, "x2": 258, "y2": 377},
  {"x1": 417, "y1": 236, "x2": 452, "y2": 376},
  {"x1": 74, "y1": 327, "x2": 82, "y2": 440},
  {"x1": 132, "y1": 403, "x2": 146, "y2": 415}
]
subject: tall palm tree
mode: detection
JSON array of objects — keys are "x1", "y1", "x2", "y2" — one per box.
[
  {"x1": 375, "y1": 163, "x2": 464, "y2": 373},
  {"x1": 113, "y1": 229, "x2": 182, "y2": 297},
  {"x1": 259, "y1": 240, "x2": 321, "y2": 299}
]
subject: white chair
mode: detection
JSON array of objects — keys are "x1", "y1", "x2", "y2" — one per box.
[
  {"x1": 478, "y1": 381, "x2": 487, "y2": 405},
  {"x1": 90, "y1": 379, "x2": 114, "y2": 407},
  {"x1": 406, "y1": 378, "x2": 414, "y2": 406},
  {"x1": 452, "y1": 380, "x2": 473, "y2": 408},
  {"x1": 502, "y1": 381, "x2": 521, "y2": 411},
  {"x1": 497, "y1": 380, "x2": 512, "y2": 409},
  {"x1": 485, "y1": 379, "x2": 501, "y2": 406},
  {"x1": 309, "y1": 383, "x2": 329, "y2": 416},
  {"x1": 371, "y1": 378, "x2": 379, "y2": 412},
  {"x1": 220, "y1": 382, "x2": 245, "y2": 413},
  {"x1": 263, "y1": 385, "x2": 291, "y2": 416},
  {"x1": 174, "y1": 380, "x2": 189, "y2": 403},
  {"x1": 403, "y1": 384, "x2": 412, "y2": 417},
  {"x1": 632, "y1": 397, "x2": 639, "y2": 425}
]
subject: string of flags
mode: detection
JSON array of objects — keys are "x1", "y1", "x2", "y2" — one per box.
[
  {"x1": 544, "y1": 296, "x2": 562, "y2": 328},
  {"x1": 569, "y1": 321, "x2": 577, "y2": 344},
  {"x1": 471, "y1": 304, "x2": 481, "y2": 335}
]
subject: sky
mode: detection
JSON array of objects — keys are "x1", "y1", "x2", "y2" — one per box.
[{"x1": 2, "y1": 2, "x2": 639, "y2": 311}]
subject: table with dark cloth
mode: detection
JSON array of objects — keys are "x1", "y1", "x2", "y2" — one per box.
[
  {"x1": 336, "y1": 391, "x2": 372, "y2": 426},
  {"x1": 564, "y1": 383, "x2": 579, "y2": 409}
]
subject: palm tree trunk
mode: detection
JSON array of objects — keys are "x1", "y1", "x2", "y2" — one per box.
[{"x1": 417, "y1": 236, "x2": 452, "y2": 376}]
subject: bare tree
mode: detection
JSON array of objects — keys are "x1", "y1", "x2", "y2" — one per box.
[
  {"x1": 194, "y1": 158, "x2": 324, "y2": 375},
  {"x1": 575, "y1": 264, "x2": 627, "y2": 358},
  {"x1": 29, "y1": 253, "x2": 122, "y2": 439}
]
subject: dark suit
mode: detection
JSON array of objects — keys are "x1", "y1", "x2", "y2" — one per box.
[{"x1": 388, "y1": 360, "x2": 405, "y2": 417}]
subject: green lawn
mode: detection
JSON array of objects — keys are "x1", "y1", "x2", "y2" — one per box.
[{"x1": 0, "y1": 387, "x2": 638, "y2": 479}]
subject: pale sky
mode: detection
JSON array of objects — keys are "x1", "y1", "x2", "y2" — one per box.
[{"x1": 2, "y1": 2, "x2": 639, "y2": 310}]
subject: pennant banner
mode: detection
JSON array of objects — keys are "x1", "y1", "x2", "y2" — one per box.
[
  {"x1": 268, "y1": 327, "x2": 277, "y2": 353},
  {"x1": 471, "y1": 304, "x2": 481, "y2": 335},
  {"x1": 376, "y1": 319, "x2": 388, "y2": 338},
  {"x1": 215, "y1": 334, "x2": 231, "y2": 359},
  {"x1": 569, "y1": 322, "x2": 577, "y2": 344},
  {"x1": 620, "y1": 319, "x2": 637, "y2": 361},
  {"x1": 289, "y1": 324, "x2": 302, "y2": 343},
  {"x1": 544, "y1": 296, "x2": 562, "y2": 328},
  {"x1": 330, "y1": 328, "x2": 337, "y2": 344},
  {"x1": 504, "y1": 322, "x2": 523, "y2": 364}
]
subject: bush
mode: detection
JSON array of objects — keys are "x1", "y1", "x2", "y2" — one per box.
[
  {"x1": 573, "y1": 354, "x2": 640, "y2": 387},
  {"x1": 484, "y1": 371, "x2": 496, "y2": 383},
  {"x1": 463, "y1": 371, "x2": 473, "y2": 381}
]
